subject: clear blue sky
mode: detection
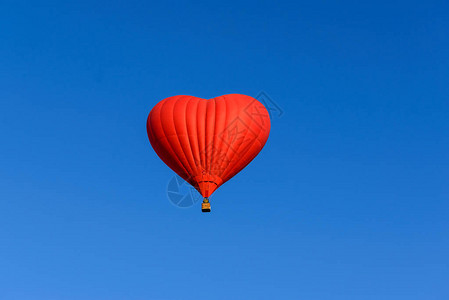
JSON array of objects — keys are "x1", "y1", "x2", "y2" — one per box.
[{"x1": 1, "y1": 0, "x2": 448, "y2": 299}]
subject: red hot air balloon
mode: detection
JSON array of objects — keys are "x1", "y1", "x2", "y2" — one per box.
[{"x1": 146, "y1": 94, "x2": 271, "y2": 212}]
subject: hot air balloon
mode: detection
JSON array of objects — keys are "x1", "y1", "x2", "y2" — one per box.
[{"x1": 146, "y1": 94, "x2": 271, "y2": 212}]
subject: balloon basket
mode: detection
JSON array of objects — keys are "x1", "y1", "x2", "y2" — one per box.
[{"x1": 202, "y1": 198, "x2": 211, "y2": 213}]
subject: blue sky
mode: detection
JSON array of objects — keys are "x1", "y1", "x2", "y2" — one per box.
[{"x1": 1, "y1": 0, "x2": 448, "y2": 299}]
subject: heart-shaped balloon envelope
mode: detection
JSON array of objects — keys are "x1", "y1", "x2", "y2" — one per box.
[{"x1": 147, "y1": 94, "x2": 271, "y2": 198}]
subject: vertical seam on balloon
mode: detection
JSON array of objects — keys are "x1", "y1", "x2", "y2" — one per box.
[
  {"x1": 203, "y1": 98, "x2": 208, "y2": 185},
  {"x1": 204, "y1": 99, "x2": 213, "y2": 196},
  {"x1": 205, "y1": 100, "x2": 210, "y2": 175},
  {"x1": 183, "y1": 96, "x2": 198, "y2": 185},
  {"x1": 195, "y1": 98, "x2": 203, "y2": 185},
  {"x1": 158, "y1": 97, "x2": 190, "y2": 177},
  {"x1": 210, "y1": 97, "x2": 217, "y2": 175},
  {"x1": 215, "y1": 95, "x2": 228, "y2": 181},
  {"x1": 208, "y1": 97, "x2": 218, "y2": 196}
]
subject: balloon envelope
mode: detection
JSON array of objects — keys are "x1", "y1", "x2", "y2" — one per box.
[{"x1": 147, "y1": 94, "x2": 271, "y2": 197}]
